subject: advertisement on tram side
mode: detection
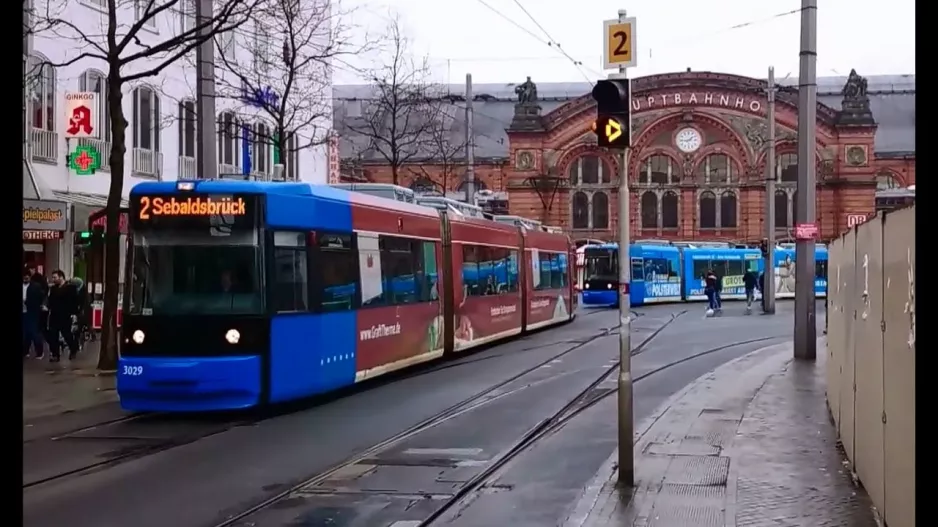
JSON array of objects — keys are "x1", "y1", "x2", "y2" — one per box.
[
  {"x1": 527, "y1": 292, "x2": 571, "y2": 329},
  {"x1": 454, "y1": 289, "x2": 523, "y2": 351},
  {"x1": 355, "y1": 302, "x2": 444, "y2": 375}
]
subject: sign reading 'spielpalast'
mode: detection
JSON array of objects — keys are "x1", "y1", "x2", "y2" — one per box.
[{"x1": 23, "y1": 199, "x2": 68, "y2": 231}]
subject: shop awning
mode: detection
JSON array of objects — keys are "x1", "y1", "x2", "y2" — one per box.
[
  {"x1": 50, "y1": 190, "x2": 129, "y2": 231},
  {"x1": 22, "y1": 159, "x2": 54, "y2": 201}
]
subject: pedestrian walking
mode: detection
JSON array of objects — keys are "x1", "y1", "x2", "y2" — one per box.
[
  {"x1": 69, "y1": 277, "x2": 90, "y2": 350},
  {"x1": 46, "y1": 270, "x2": 80, "y2": 362},
  {"x1": 743, "y1": 267, "x2": 759, "y2": 314},
  {"x1": 704, "y1": 270, "x2": 720, "y2": 316},
  {"x1": 23, "y1": 272, "x2": 47, "y2": 358}
]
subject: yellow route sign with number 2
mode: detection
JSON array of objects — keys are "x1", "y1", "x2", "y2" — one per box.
[{"x1": 603, "y1": 17, "x2": 637, "y2": 70}]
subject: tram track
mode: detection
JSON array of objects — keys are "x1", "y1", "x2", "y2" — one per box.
[
  {"x1": 23, "y1": 414, "x2": 259, "y2": 489},
  {"x1": 207, "y1": 311, "x2": 686, "y2": 527},
  {"x1": 417, "y1": 334, "x2": 789, "y2": 526},
  {"x1": 21, "y1": 308, "x2": 649, "y2": 493},
  {"x1": 208, "y1": 330, "x2": 788, "y2": 527}
]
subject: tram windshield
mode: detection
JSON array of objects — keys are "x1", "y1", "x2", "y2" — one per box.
[
  {"x1": 129, "y1": 229, "x2": 264, "y2": 316},
  {"x1": 584, "y1": 247, "x2": 618, "y2": 279}
]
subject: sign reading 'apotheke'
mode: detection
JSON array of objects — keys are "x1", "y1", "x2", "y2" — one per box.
[{"x1": 23, "y1": 200, "x2": 68, "y2": 231}]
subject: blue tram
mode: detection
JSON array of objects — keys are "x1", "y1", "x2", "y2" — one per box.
[
  {"x1": 117, "y1": 180, "x2": 576, "y2": 412},
  {"x1": 580, "y1": 243, "x2": 619, "y2": 305},
  {"x1": 629, "y1": 245, "x2": 683, "y2": 304},
  {"x1": 580, "y1": 241, "x2": 829, "y2": 308},
  {"x1": 771, "y1": 245, "x2": 828, "y2": 299},
  {"x1": 681, "y1": 247, "x2": 763, "y2": 301}
]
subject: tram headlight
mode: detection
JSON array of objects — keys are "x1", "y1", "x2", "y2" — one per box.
[
  {"x1": 607, "y1": 283, "x2": 613, "y2": 289},
  {"x1": 132, "y1": 330, "x2": 145, "y2": 344},
  {"x1": 584, "y1": 283, "x2": 590, "y2": 289},
  {"x1": 225, "y1": 329, "x2": 241, "y2": 344}
]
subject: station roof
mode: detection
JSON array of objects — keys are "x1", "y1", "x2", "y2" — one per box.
[{"x1": 334, "y1": 73, "x2": 914, "y2": 162}]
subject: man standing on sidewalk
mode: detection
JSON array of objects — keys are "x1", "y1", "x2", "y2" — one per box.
[{"x1": 46, "y1": 270, "x2": 80, "y2": 362}]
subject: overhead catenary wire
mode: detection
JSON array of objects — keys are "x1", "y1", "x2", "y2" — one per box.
[
  {"x1": 471, "y1": 0, "x2": 597, "y2": 84},
  {"x1": 425, "y1": 5, "x2": 808, "y2": 81}
]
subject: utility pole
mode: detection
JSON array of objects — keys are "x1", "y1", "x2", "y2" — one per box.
[
  {"x1": 763, "y1": 66, "x2": 777, "y2": 315},
  {"x1": 793, "y1": 0, "x2": 818, "y2": 360},
  {"x1": 464, "y1": 73, "x2": 475, "y2": 203},
  {"x1": 599, "y1": 8, "x2": 635, "y2": 488},
  {"x1": 195, "y1": 0, "x2": 217, "y2": 179}
]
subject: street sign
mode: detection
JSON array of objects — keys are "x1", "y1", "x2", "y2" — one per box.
[
  {"x1": 794, "y1": 223, "x2": 819, "y2": 240},
  {"x1": 846, "y1": 214, "x2": 869, "y2": 228},
  {"x1": 603, "y1": 17, "x2": 637, "y2": 70},
  {"x1": 64, "y1": 92, "x2": 98, "y2": 139}
]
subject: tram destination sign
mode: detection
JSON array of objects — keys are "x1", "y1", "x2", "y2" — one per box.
[{"x1": 130, "y1": 194, "x2": 258, "y2": 231}]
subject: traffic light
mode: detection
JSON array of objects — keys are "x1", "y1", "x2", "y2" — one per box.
[
  {"x1": 591, "y1": 79, "x2": 631, "y2": 148},
  {"x1": 759, "y1": 238, "x2": 769, "y2": 256}
]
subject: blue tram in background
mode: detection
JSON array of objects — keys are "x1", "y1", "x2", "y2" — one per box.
[
  {"x1": 581, "y1": 241, "x2": 827, "y2": 308},
  {"x1": 772, "y1": 244, "x2": 828, "y2": 299}
]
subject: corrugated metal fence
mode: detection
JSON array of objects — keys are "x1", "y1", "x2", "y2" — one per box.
[{"x1": 827, "y1": 205, "x2": 915, "y2": 527}]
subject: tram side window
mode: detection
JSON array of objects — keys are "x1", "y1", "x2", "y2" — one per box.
[
  {"x1": 462, "y1": 245, "x2": 480, "y2": 296},
  {"x1": 534, "y1": 252, "x2": 566, "y2": 290},
  {"x1": 536, "y1": 252, "x2": 552, "y2": 290},
  {"x1": 557, "y1": 253, "x2": 568, "y2": 288},
  {"x1": 815, "y1": 260, "x2": 828, "y2": 279},
  {"x1": 507, "y1": 250, "x2": 520, "y2": 292},
  {"x1": 272, "y1": 232, "x2": 309, "y2": 312},
  {"x1": 692, "y1": 260, "x2": 709, "y2": 280},
  {"x1": 725, "y1": 260, "x2": 744, "y2": 278},
  {"x1": 316, "y1": 232, "x2": 357, "y2": 313},
  {"x1": 643, "y1": 257, "x2": 677, "y2": 281},
  {"x1": 631, "y1": 258, "x2": 645, "y2": 281},
  {"x1": 421, "y1": 241, "x2": 439, "y2": 301},
  {"x1": 464, "y1": 245, "x2": 513, "y2": 297},
  {"x1": 380, "y1": 236, "x2": 419, "y2": 305},
  {"x1": 711, "y1": 260, "x2": 728, "y2": 279}
]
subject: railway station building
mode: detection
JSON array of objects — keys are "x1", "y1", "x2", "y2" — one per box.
[{"x1": 334, "y1": 69, "x2": 914, "y2": 244}]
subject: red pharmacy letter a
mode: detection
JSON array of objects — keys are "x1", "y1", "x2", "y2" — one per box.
[{"x1": 67, "y1": 105, "x2": 94, "y2": 136}]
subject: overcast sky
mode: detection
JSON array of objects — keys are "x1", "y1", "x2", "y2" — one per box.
[{"x1": 335, "y1": 0, "x2": 915, "y2": 85}]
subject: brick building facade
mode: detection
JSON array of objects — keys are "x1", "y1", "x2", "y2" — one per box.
[{"x1": 334, "y1": 70, "x2": 914, "y2": 244}]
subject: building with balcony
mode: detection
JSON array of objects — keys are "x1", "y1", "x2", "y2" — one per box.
[
  {"x1": 334, "y1": 70, "x2": 914, "y2": 245},
  {"x1": 23, "y1": 0, "x2": 334, "y2": 279}
]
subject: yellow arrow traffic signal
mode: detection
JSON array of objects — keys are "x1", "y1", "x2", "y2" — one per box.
[{"x1": 604, "y1": 118, "x2": 623, "y2": 142}]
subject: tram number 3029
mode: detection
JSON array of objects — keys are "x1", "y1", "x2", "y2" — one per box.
[{"x1": 122, "y1": 365, "x2": 144, "y2": 376}]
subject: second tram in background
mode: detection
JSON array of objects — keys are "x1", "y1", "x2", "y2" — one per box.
[{"x1": 581, "y1": 241, "x2": 828, "y2": 307}]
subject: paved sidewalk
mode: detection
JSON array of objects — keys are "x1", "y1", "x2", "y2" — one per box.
[
  {"x1": 23, "y1": 340, "x2": 121, "y2": 429},
  {"x1": 564, "y1": 339, "x2": 880, "y2": 527}
]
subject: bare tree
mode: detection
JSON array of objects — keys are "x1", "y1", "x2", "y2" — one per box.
[
  {"x1": 345, "y1": 16, "x2": 443, "y2": 185},
  {"x1": 32, "y1": 0, "x2": 260, "y2": 370},
  {"x1": 407, "y1": 102, "x2": 467, "y2": 194},
  {"x1": 213, "y1": 0, "x2": 362, "y2": 177}
]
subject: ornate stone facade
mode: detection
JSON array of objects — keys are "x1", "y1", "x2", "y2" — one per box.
[
  {"x1": 334, "y1": 71, "x2": 914, "y2": 243},
  {"x1": 505, "y1": 71, "x2": 913, "y2": 244}
]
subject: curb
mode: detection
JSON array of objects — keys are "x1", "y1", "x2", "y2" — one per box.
[{"x1": 561, "y1": 339, "x2": 796, "y2": 527}]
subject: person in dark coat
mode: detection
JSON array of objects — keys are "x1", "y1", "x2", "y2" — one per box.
[
  {"x1": 23, "y1": 272, "x2": 47, "y2": 358},
  {"x1": 69, "y1": 277, "x2": 90, "y2": 350},
  {"x1": 704, "y1": 270, "x2": 719, "y2": 312},
  {"x1": 46, "y1": 270, "x2": 80, "y2": 361},
  {"x1": 743, "y1": 268, "x2": 759, "y2": 312}
]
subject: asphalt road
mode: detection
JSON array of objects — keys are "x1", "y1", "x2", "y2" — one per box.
[{"x1": 23, "y1": 301, "x2": 822, "y2": 527}]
